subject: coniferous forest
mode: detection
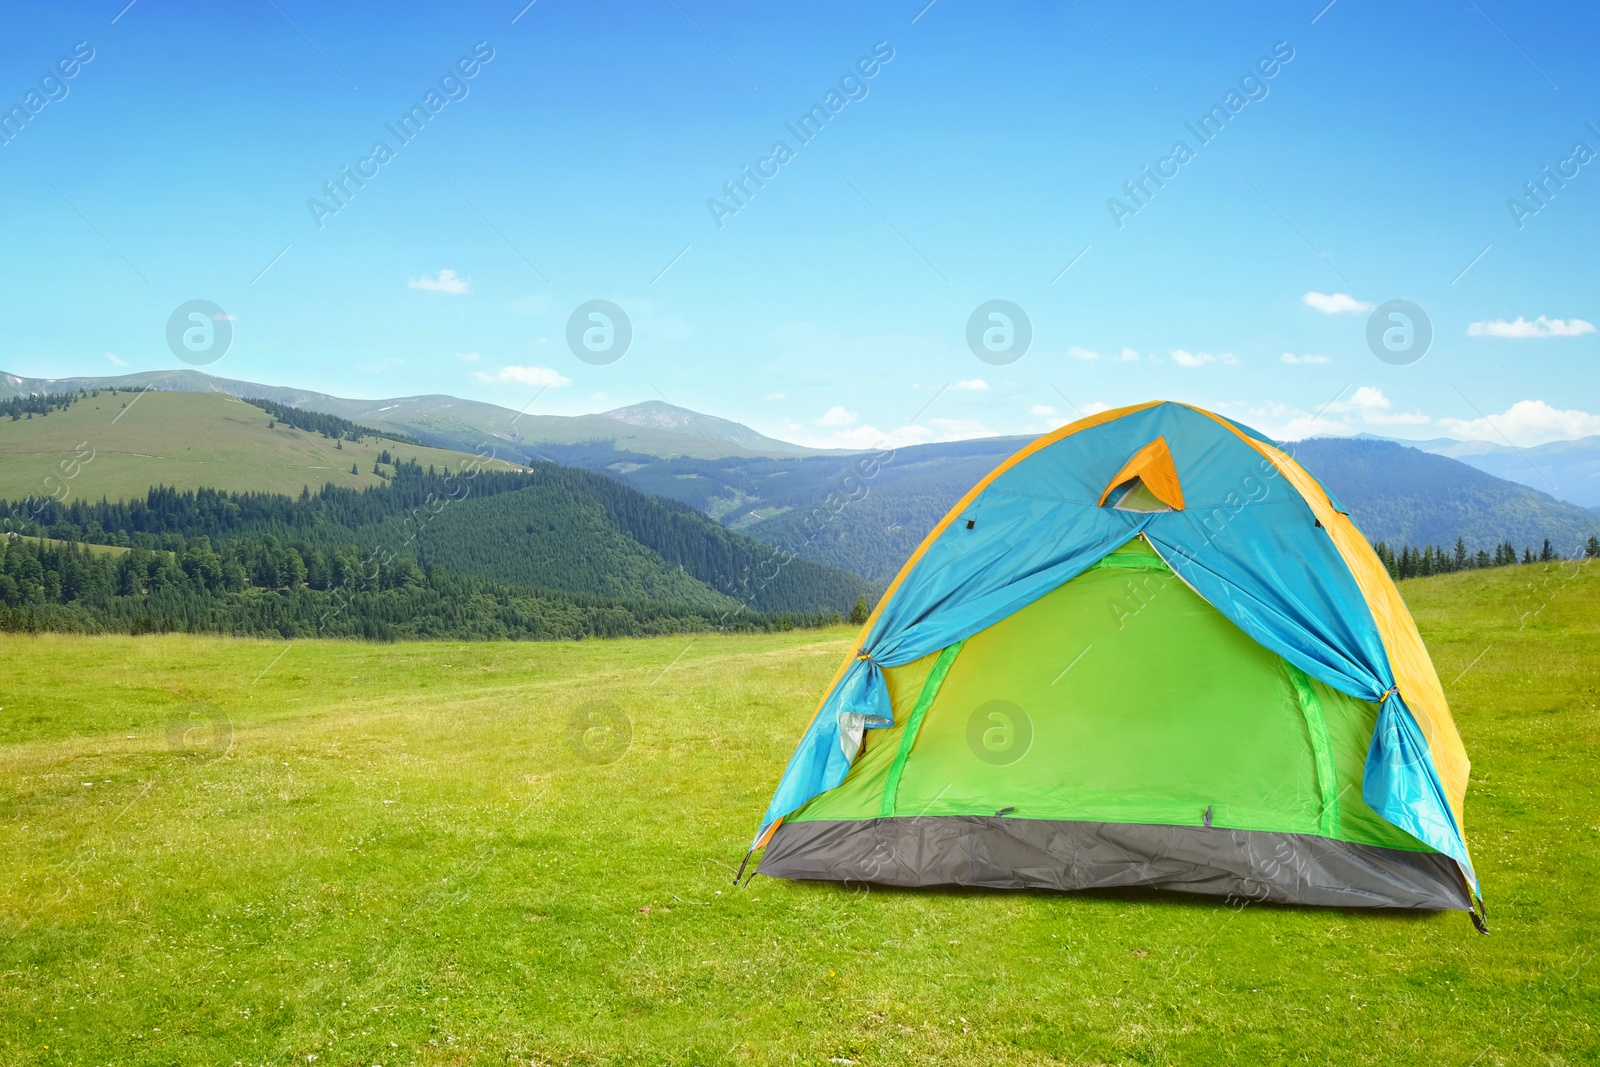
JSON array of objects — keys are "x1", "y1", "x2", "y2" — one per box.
[
  {"x1": 0, "y1": 458, "x2": 870, "y2": 640},
  {"x1": 1371, "y1": 536, "x2": 1599, "y2": 579}
]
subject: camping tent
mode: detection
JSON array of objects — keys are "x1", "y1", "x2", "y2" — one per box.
[{"x1": 747, "y1": 401, "x2": 1481, "y2": 920}]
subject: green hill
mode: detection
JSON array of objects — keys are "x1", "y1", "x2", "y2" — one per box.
[
  {"x1": 12, "y1": 374, "x2": 1591, "y2": 587},
  {"x1": 1, "y1": 458, "x2": 876, "y2": 638},
  {"x1": 0, "y1": 388, "x2": 875, "y2": 638},
  {"x1": 1, "y1": 370, "x2": 827, "y2": 461},
  {"x1": 0, "y1": 390, "x2": 521, "y2": 504}
]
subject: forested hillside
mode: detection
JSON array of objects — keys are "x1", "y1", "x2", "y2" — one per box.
[
  {"x1": 0, "y1": 458, "x2": 874, "y2": 639},
  {"x1": 239, "y1": 396, "x2": 423, "y2": 446},
  {"x1": 0, "y1": 533, "x2": 807, "y2": 640},
  {"x1": 1288, "y1": 438, "x2": 1598, "y2": 554}
]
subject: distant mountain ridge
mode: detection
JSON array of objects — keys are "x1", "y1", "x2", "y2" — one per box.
[
  {"x1": 0, "y1": 369, "x2": 829, "y2": 461},
  {"x1": 1286, "y1": 438, "x2": 1597, "y2": 557},
  {"x1": 6, "y1": 370, "x2": 1594, "y2": 585},
  {"x1": 1354, "y1": 432, "x2": 1600, "y2": 509}
]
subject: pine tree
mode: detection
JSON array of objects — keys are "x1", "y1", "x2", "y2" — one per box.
[
  {"x1": 847, "y1": 594, "x2": 869, "y2": 625},
  {"x1": 351, "y1": 462, "x2": 359, "y2": 475},
  {"x1": 1587, "y1": 535, "x2": 1600, "y2": 559},
  {"x1": 1523, "y1": 547, "x2": 1534, "y2": 564},
  {"x1": 1541, "y1": 538, "x2": 1554, "y2": 562}
]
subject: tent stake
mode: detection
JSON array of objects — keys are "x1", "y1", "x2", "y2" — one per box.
[{"x1": 734, "y1": 848, "x2": 754, "y2": 886}]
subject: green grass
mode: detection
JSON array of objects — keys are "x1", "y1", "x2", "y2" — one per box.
[
  {"x1": 0, "y1": 392, "x2": 520, "y2": 505},
  {"x1": 1, "y1": 563, "x2": 1596, "y2": 1065}
]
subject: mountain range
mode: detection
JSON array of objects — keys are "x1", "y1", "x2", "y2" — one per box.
[
  {"x1": 5, "y1": 369, "x2": 1596, "y2": 590},
  {"x1": 1, "y1": 370, "x2": 824, "y2": 461},
  {"x1": 1356, "y1": 433, "x2": 1600, "y2": 509},
  {"x1": 0, "y1": 386, "x2": 875, "y2": 639}
]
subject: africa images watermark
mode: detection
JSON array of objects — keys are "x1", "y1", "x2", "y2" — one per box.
[
  {"x1": 706, "y1": 41, "x2": 896, "y2": 229},
  {"x1": 1107, "y1": 40, "x2": 1296, "y2": 229},
  {"x1": 0, "y1": 40, "x2": 96, "y2": 148},
  {"x1": 306, "y1": 42, "x2": 497, "y2": 229},
  {"x1": 1506, "y1": 119, "x2": 1600, "y2": 230}
]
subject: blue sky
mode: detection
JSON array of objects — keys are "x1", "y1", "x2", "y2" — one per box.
[{"x1": 2, "y1": 0, "x2": 1597, "y2": 449}]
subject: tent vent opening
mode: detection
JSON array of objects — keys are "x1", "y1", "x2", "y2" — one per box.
[
  {"x1": 1107, "y1": 477, "x2": 1174, "y2": 513},
  {"x1": 1095, "y1": 436, "x2": 1186, "y2": 512}
]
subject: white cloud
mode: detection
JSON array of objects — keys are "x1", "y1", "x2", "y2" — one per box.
[
  {"x1": 952, "y1": 378, "x2": 989, "y2": 391},
  {"x1": 1303, "y1": 291, "x2": 1373, "y2": 315},
  {"x1": 1170, "y1": 349, "x2": 1237, "y2": 367},
  {"x1": 1337, "y1": 386, "x2": 1426, "y2": 424},
  {"x1": 1466, "y1": 315, "x2": 1596, "y2": 338},
  {"x1": 1280, "y1": 352, "x2": 1330, "y2": 364},
  {"x1": 764, "y1": 392, "x2": 786, "y2": 400},
  {"x1": 1030, "y1": 403, "x2": 1057, "y2": 417},
  {"x1": 1067, "y1": 346, "x2": 1100, "y2": 360},
  {"x1": 474, "y1": 365, "x2": 571, "y2": 387},
  {"x1": 1346, "y1": 385, "x2": 1390, "y2": 411},
  {"x1": 1080, "y1": 400, "x2": 1112, "y2": 416},
  {"x1": 454, "y1": 351, "x2": 482, "y2": 362},
  {"x1": 817, "y1": 405, "x2": 857, "y2": 427},
  {"x1": 409, "y1": 269, "x2": 470, "y2": 294},
  {"x1": 105, "y1": 352, "x2": 128, "y2": 367},
  {"x1": 1117, "y1": 348, "x2": 1140, "y2": 362},
  {"x1": 1438, "y1": 399, "x2": 1600, "y2": 446},
  {"x1": 1246, "y1": 386, "x2": 1430, "y2": 439}
]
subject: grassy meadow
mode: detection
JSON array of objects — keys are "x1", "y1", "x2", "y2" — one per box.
[
  {"x1": 1, "y1": 562, "x2": 1596, "y2": 1065},
  {"x1": 0, "y1": 392, "x2": 520, "y2": 505}
]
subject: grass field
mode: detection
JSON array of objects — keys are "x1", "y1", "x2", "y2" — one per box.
[
  {"x1": 1, "y1": 563, "x2": 1596, "y2": 1065},
  {"x1": 0, "y1": 392, "x2": 520, "y2": 505}
]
